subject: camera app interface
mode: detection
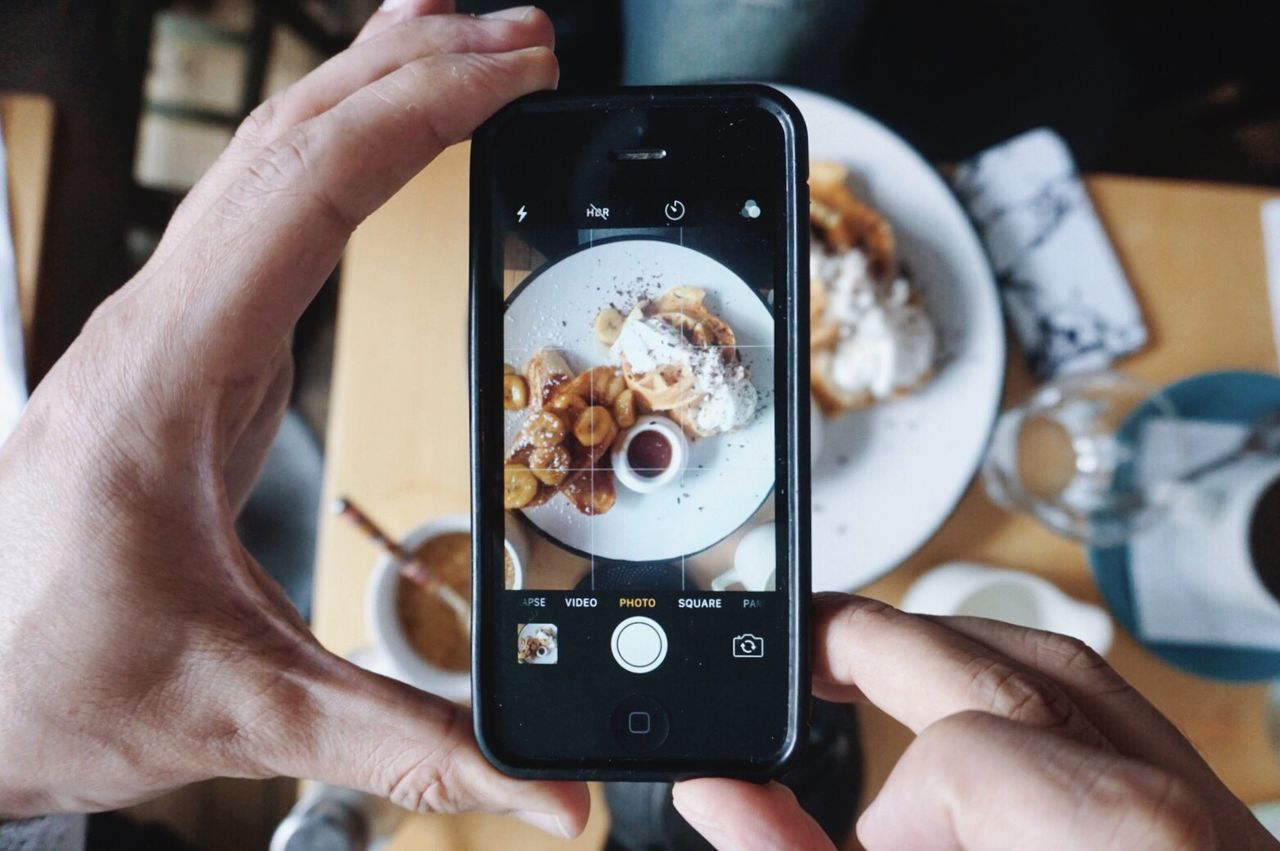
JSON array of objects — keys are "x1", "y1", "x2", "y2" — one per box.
[
  {"x1": 481, "y1": 103, "x2": 797, "y2": 766},
  {"x1": 501, "y1": 213, "x2": 779, "y2": 617}
]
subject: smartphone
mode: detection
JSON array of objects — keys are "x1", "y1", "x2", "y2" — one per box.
[{"x1": 469, "y1": 86, "x2": 809, "y2": 780}]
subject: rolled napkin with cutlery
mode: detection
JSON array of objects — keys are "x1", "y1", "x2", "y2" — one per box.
[{"x1": 950, "y1": 128, "x2": 1148, "y2": 379}]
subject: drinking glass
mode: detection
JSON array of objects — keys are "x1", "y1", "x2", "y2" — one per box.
[{"x1": 982, "y1": 371, "x2": 1182, "y2": 547}]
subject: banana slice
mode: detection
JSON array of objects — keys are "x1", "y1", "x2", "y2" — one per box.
[
  {"x1": 549, "y1": 392, "x2": 588, "y2": 423},
  {"x1": 574, "y1": 406, "x2": 616, "y2": 448},
  {"x1": 503, "y1": 374, "x2": 528, "y2": 411},
  {"x1": 527, "y1": 411, "x2": 567, "y2": 448},
  {"x1": 504, "y1": 464, "x2": 538, "y2": 509},
  {"x1": 603, "y1": 371, "x2": 626, "y2": 405},
  {"x1": 595, "y1": 307, "x2": 624, "y2": 346},
  {"x1": 529, "y1": 445, "x2": 571, "y2": 486},
  {"x1": 613, "y1": 389, "x2": 636, "y2": 429}
]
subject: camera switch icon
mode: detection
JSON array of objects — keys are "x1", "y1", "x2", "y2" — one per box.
[{"x1": 732, "y1": 633, "x2": 764, "y2": 658}]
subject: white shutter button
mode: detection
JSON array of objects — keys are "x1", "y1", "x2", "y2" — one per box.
[{"x1": 611, "y1": 616, "x2": 668, "y2": 673}]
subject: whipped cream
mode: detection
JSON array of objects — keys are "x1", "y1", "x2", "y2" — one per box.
[
  {"x1": 611, "y1": 313, "x2": 757, "y2": 435},
  {"x1": 813, "y1": 246, "x2": 936, "y2": 400}
]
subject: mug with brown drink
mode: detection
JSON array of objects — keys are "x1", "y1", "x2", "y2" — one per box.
[{"x1": 365, "y1": 514, "x2": 528, "y2": 703}]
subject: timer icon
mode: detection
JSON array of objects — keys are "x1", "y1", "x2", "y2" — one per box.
[{"x1": 664, "y1": 199, "x2": 686, "y2": 222}]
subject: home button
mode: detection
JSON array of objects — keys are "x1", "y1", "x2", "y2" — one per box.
[{"x1": 611, "y1": 695, "x2": 670, "y2": 753}]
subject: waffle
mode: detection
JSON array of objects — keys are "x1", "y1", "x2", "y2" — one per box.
[{"x1": 618, "y1": 287, "x2": 740, "y2": 437}]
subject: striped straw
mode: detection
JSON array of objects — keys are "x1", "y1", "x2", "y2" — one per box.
[{"x1": 332, "y1": 496, "x2": 471, "y2": 625}]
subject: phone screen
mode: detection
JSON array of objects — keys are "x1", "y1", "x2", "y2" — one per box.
[{"x1": 473, "y1": 92, "x2": 805, "y2": 774}]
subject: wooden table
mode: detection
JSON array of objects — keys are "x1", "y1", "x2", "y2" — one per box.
[
  {"x1": 313, "y1": 143, "x2": 1280, "y2": 849},
  {"x1": 1, "y1": 93, "x2": 54, "y2": 364}
]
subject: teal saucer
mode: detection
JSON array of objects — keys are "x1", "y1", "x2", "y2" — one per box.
[{"x1": 1088, "y1": 370, "x2": 1280, "y2": 682}]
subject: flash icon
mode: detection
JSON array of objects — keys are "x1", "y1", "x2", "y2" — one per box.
[{"x1": 516, "y1": 205, "x2": 527, "y2": 223}]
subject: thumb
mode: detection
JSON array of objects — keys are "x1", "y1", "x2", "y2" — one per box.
[
  {"x1": 259, "y1": 647, "x2": 589, "y2": 838},
  {"x1": 857, "y1": 711, "x2": 1214, "y2": 851},
  {"x1": 674, "y1": 779, "x2": 835, "y2": 850}
]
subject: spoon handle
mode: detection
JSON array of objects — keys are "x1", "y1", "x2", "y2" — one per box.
[
  {"x1": 435, "y1": 585, "x2": 473, "y2": 626},
  {"x1": 1179, "y1": 445, "x2": 1246, "y2": 484}
]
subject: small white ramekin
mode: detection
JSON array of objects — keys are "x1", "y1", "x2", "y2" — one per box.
[{"x1": 611, "y1": 414, "x2": 690, "y2": 494}]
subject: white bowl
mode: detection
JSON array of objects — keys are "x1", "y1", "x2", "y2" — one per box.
[{"x1": 610, "y1": 414, "x2": 690, "y2": 494}]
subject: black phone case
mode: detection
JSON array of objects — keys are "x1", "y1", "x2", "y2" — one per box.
[{"x1": 468, "y1": 85, "x2": 811, "y2": 781}]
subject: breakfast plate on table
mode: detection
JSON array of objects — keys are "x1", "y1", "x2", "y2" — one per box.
[
  {"x1": 504, "y1": 238, "x2": 776, "y2": 563},
  {"x1": 777, "y1": 85, "x2": 1005, "y2": 591}
]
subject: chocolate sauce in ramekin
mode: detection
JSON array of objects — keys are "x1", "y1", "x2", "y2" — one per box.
[{"x1": 627, "y1": 430, "x2": 672, "y2": 478}]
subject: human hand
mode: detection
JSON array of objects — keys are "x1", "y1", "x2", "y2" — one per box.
[
  {"x1": 674, "y1": 594, "x2": 1273, "y2": 850},
  {"x1": 0, "y1": 1, "x2": 586, "y2": 838}
]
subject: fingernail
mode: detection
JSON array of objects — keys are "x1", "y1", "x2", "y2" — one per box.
[
  {"x1": 481, "y1": 5, "x2": 535, "y2": 21},
  {"x1": 513, "y1": 810, "x2": 570, "y2": 838}
]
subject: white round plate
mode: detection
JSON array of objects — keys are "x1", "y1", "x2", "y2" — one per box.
[
  {"x1": 779, "y1": 85, "x2": 1005, "y2": 591},
  {"x1": 504, "y1": 238, "x2": 775, "y2": 562}
]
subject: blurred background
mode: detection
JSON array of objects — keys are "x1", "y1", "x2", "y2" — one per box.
[
  {"x1": 4, "y1": 0, "x2": 1279, "y2": 390},
  {"x1": 2, "y1": 0, "x2": 1280, "y2": 848}
]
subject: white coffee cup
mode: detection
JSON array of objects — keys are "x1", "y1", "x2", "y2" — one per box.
[
  {"x1": 1171, "y1": 454, "x2": 1280, "y2": 620},
  {"x1": 364, "y1": 514, "x2": 530, "y2": 703},
  {"x1": 712, "y1": 522, "x2": 777, "y2": 592}
]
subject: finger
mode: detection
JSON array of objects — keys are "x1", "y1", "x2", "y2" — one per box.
[
  {"x1": 258, "y1": 649, "x2": 590, "y2": 838},
  {"x1": 155, "y1": 10, "x2": 553, "y2": 261},
  {"x1": 354, "y1": 0, "x2": 456, "y2": 45},
  {"x1": 929, "y1": 615, "x2": 1266, "y2": 833},
  {"x1": 673, "y1": 780, "x2": 835, "y2": 851},
  {"x1": 812, "y1": 594, "x2": 1111, "y2": 750},
  {"x1": 151, "y1": 44, "x2": 557, "y2": 377},
  {"x1": 857, "y1": 711, "x2": 1214, "y2": 851}
]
